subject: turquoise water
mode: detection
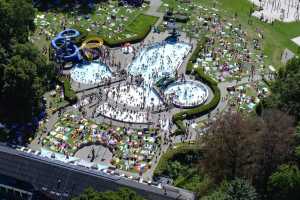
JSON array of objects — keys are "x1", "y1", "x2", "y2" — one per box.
[
  {"x1": 71, "y1": 61, "x2": 112, "y2": 85},
  {"x1": 164, "y1": 80, "x2": 209, "y2": 108},
  {"x1": 128, "y1": 42, "x2": 191, "y2": 87}
]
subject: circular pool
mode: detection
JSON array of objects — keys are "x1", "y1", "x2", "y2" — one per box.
[
  {"x1": 71, "y1": 61, "x2": 112, "y2": 85},
  {"x1": 164, "y1": 80, "x2": 209, "y2": 108}
]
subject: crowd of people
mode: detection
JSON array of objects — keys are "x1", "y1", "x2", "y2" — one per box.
[
  {"x1": 43, "y1": 113, "x2": 161, "y2": 172},
  {"x1": 194, "y1": 16, "x2": 264, "y2": 82},
  {"x1": 104, "y1": 84, "x2": 163, "y2": 110},
  {"x1": 128, "y1": 41, "x2": 192, "y2": 86},
  {"x1": 96, "y1": 103, "x2": 150, "y2": 124},
  {"x1": 164, "y1": 80, "x2": 209, "y2": 108}
]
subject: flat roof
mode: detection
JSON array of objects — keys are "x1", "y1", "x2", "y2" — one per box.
[{"x1": 0, "y1": 144, "x2": 195, "y2": 200}]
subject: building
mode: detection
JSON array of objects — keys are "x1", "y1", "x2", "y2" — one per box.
[{"x1": 0, "y1": 144, "x2": 195, "y2": 200}]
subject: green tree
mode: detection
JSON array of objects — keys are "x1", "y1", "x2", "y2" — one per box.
[
  {"x1": 0, "y1": 43, "x2": 55, "y2": 123},
  {"x1": 201, "y1": 190, "x2": 229, "y2": 200},
  {"x1": 201, "y1": 178, "x2": 257, "y2": 200},
  {"x1": 225, "y1": 178, "x2": 257, "y2": 200},
  {"x1": 0, "y1": 0, "x2": 56, "y2": 128},
  {"x1": 0, "y1": 0, "x2": 36, "y2": 47},
  {"x1": 72, "y1": 187, "x2": 145, "y2": 200},
  {"x1": 268, "y1": 164, "x2": 300, "y2": 200},
  {"x1": 263, "y1": 58, "x2": 300, "y2": 120}
]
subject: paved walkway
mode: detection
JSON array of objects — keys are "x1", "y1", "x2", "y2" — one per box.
[{"x1": 146, "y1": 0, "x2": 164, "y2": 26}]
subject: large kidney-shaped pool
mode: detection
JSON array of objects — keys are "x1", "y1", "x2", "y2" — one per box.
[
  {"x1": 164, "y1": 80, "x2": 209, "y2": 108},
  {"x1": 128, "y1": 42, "x2": 191, "y2": 86}
]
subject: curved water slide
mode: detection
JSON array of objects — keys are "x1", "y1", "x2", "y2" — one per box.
[
  {"x1": 80, "y1": 37, "x2": 104, "y2": 60},
  {"x1": 51, "y1": 29, "x2": 82, "y2": 62}
]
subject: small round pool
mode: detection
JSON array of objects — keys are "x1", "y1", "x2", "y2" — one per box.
[
  {"x1": 71, "y1": 61, "x2": 112, "y2": 85},
  {"x1": 164, "y1": 80, "x2": 209, "y2": 108}
]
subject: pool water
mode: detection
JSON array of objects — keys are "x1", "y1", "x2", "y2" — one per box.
[
  {"x1": 71, "y1": 61, "x2": 112, "y2": 85},
  {"x1": 128, "y1": 42, "x2": 192, "y2": 87},
  {"x1": 164, "y1": 80, "x2": 209, "y2": 108},
  {"x1": 105, "y1": 84, "x2": 163, "y2": 108}
]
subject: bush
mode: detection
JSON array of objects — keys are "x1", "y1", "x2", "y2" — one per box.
[
  {"x1": 103, "y1": 28, "x2": 151, "y2": 47},
  {"x1": 59, "y1": 77, "x2": 77, "y2": 104},
  {"x1": 163, "y1": 14, "x2": 190, "y2": 23},
  {"x1": 0, "y1": 128, "x2": 10, "y2": 142},
  {"x1": 172, "y1": 38, "x2": 220, "y2": 135},
  {"x1": 154, "y1": 144, "x2": 201, "y2": 177}
]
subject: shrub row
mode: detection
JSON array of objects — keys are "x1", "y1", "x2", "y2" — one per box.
[
  {"x1": 172, "y1": 37, "x2": 221, "y2": 135},
  {"x1": 186, "y1": 37, "x2": 208, "y2": 74},
  {"x1": 59, "y1": 77, "x2": 78, "y2": 104}
]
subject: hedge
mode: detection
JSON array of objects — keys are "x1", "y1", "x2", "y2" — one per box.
[
  {"x1": 58, "y1": 77, "x2": 78, "y2": 104},
  {"x1": 172, "y1": 37, "x2": 221, "y2": 135}
]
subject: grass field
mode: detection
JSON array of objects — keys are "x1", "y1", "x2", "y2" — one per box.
[
  {"x1": 127, "y1": 14, "x2": 158, "y2": 35},
  {"x1": 32, "y1": 2, "x2": 158, "y2": 48}
]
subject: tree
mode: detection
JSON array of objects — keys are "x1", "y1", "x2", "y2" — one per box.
[
  {"x1": 0, "y1": 0, "x2": 36, "y2": 47},
  {"x1": 0, "y1": 0, "x2": 56, "y2": 141},
  {"x1": 256, "y1": 109, "x2": 295, "y2": 193},
  {"x1": 268, "y1": 164, "x2": 300, "y2": 200},
  {"x1": 201, "y1": 112, "x2": 262, "y2": 182},
  {"x1": 201, "y1": 110, "x2": 295, "y2": 190},
  {"x1": 201, "y1": 190, "x2": 229, "y2": 200},
  {"x1": 225, "y1": 178, "x2": 257, "y2": 200},
  {"x1": 72, "y1": 187, "x2": 145, "y2": 200},
  {"x1": 201, "y1": 178, "x2": 257, "y2": 200},
  {"x1": 0, "y1": 43, "x2": 55, "y2": 123},
  {"x1": 263, "y1": 58, "x2": 300, "y2": 120}
]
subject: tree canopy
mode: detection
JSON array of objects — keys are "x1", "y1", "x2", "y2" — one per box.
[
  {"x1": 0, "y1": 0, "x2": 56, "y2": 138},
  {"x1": 0, "y1": 0, "x2": 35, "y2": 47},
  {"x1": 268, "y1": 164, "x2": 300, "y2": 200},
  {"x1": 201, "y1": 110, "x2": 295, "y2": 191},
  {"x1": 201, "y1": 178, "x2": 257, "y2": 200},
  {"x1": 263, "y1": 58, "x2": 300, "y2": 120}
]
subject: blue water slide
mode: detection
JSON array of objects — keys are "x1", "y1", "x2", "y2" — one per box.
[
  {"x1": 51, "y1": 29, "x2": 82, "y2": 62},
  {"x1": 58, "y1": 29, "x2": 80, "y2": 39}
]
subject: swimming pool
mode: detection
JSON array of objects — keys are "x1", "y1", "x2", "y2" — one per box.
[
  {"x1": 164, "y1": 80, "x2": 209, "y2": 108},
  {"x1": 105, "y1": 84, "x2": 163, "y2": 108},
  {"x1": 70, "y1": 61, "x2": 112, "y2": 85},
  {"x1": 128, "y1": 42, "x2": 192, "y2": 87}
]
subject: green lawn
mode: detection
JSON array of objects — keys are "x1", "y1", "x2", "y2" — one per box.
[
  {"x1": 127, "y1": 14, "x2": 158, "y2": 35},
  {"x1": 33, "y1": 2, "x2": 158, "y2": 48}
]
